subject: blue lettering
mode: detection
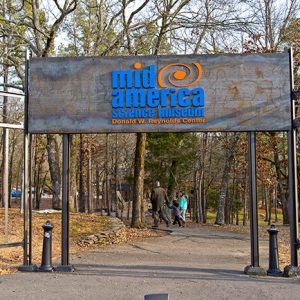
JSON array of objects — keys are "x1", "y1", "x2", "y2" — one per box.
[
  {"x1": 148, "y1": 109, "x2": 155, "y2": 117},
  {"x1": 112, "y1": 108, "x2": 156, "y2": 119},
  {"x1": 195, "y1": 107, "x2": 204, "y2": 117},
  {"x1": 112, "y1": 90, "x2": 124, "y2": 108},
  {"x1": 125, "y1": 90, "x2": 146, "y2": 108},
  {"x1": 142, "y1": 65, "x2": 156, "y2": 88},
  {"x1": 112, "y1": 70, "x2": 133, "y2": 89},
  {"x1": 112, "y1": 109, "x2": 118, "y2": 118},
  {"x1": 178, "y1": 88, "x2": 190, "y2": 107},
  {"x1": 134, "y1": 69, "x2": 141, "y2": 88},
  {"x1": 129, "y1": 110, "x2": 135, "y2": 118},
  {"x1": 147, "y1": 89, "x2": 160, "y2": 107},
  {"x1": 192, "y1": 88, "x2": 205, "y2": 106},
  {"x1": 175, "y1": 108, "x2": 181, "y2": 117},
  {"x1": 160, "y1": 89, "x2": 170, "y2": 107},
  {"x1": 187, "y1": 108, "x2": 194, "y2": 117},
  {"x1": 119, "y1": 109, "x2": 125, "y2": 118},
  {"x1": 181, "y1": 108, "x2": 187, "y2": 117},
  {"x1": 147, "y1": 89, "x2": 159, "y2": 108},
  {"x1": 170, "y1": 89, "x2": 177, "y2": 107},
  {"x1": 135, "y1": 109, "x2": 141, "y2": 117}
]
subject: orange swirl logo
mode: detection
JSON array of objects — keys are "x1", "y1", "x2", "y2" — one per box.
[{"x1": 158, "y1": 63, "x2": 202, "y2": 88}]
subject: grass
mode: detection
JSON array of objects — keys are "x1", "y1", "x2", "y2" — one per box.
[{"x1": 204, "y1": 208, "x2": 284, "y2": 226}]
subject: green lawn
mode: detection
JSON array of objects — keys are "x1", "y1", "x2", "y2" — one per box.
[{"x1": 201, "y1": 209, "x2": 283, "y2": 225}]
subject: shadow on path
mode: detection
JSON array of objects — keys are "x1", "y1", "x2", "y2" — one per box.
[{"x1": 71, "y1": 264, "x2": 297, "y2": 285}]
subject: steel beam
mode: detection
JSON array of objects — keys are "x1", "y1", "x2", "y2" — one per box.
[
  {"x1": 56, "y1": 134, "x2": 74, "y2": 272},
  {"x1": 3, "y1": 128, "x2": 9, "y2": 243},
  {"x1": 248, "y1": 131, "x2": 259, "y2": 267},
  {"x1": 288, "y1": 48, "x2": 299, "y2": 267},
  {"x1": 18, "y1": 50, "x2": 37, "y2": 272},
  {"x1": 288, "y1": 130, "x2": 298, "y2": 266},
  {"x1": 244, "y1": 132, "x2": 266, "y2": 276}
]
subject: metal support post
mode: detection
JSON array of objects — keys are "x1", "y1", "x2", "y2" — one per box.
[
  {"x1": 288, "y1": 130, "x2": 298, "y2": 266},
  {"x1": 244, "y1": 131, "x2": 266, "y2": 276},
  {"x1": 18, "y1": 49, "x2": 37, "y2": 272},
  {"x1": 4, "y1": 128, "x2": 9, "y2": 243},
  {"x1": 249, "y1": 131, "x2": 259, "y2": 267},
  {"x1": 56, "y1": 134, "x2": 74, "y2": 272},
  {"x1": 284, "y1": 48, "x2": 300, "y2": 277},
  {"x1": 28, "y1": 133, "x2": 33, "y2": 264},
  {"x1": 23, "y1": 133, "x2": 28, "y2": 263},
  {"x1": 284, "y1": 129, "x2": 300, "y2": 277}
]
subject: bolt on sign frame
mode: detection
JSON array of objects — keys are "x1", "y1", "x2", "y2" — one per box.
[{"x1": 22, "y1": 49, "x2": 298, "y2": 274}]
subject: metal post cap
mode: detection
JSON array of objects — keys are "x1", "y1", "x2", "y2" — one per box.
[
  {"x1": 42, "y1": 220, "x2": 53, "y2": 230},
  {"x1": 268, "y1": 224, "x2": 278, "y2": 233}
]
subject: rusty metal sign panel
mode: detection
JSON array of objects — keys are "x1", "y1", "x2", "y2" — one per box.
[{"x1": 28, "y1": 51, "x2": 291, "y2": 133}]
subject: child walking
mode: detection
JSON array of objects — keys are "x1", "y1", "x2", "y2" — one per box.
[{"x1": 167, "y1": 200, "x2": 183, "y2": 227}]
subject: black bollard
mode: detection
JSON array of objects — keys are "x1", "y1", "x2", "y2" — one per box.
[
  {"x1": 39, "y1": 220, "x2": 54, "y2": 272},
  {"x1": 267, "y1": 224, "x2": 283, "y2": 276}
]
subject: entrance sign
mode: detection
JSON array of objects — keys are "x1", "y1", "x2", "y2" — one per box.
[{"x1": 28, "y1": 51, "x2": 291, "y2": 133}]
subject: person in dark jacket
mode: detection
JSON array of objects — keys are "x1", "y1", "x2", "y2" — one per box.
[
  {"x1": 150, "y1": 181, "x2": 170, "y2": 228},
  {"x1": 167, "y1": 200, "x2": 183, "y2": 227}
]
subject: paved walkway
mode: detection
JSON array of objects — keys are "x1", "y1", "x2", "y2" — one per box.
[{"x1": 1, "y1": 225, "x2": 300, "y2": 300}]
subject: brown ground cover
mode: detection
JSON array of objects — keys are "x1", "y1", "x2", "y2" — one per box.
[
  {"x1": 0, "y1": 209, "x2": 164, "y2": 275},
  {"x1": 0, "y1": 208, "x2": 295, "y2": 275}
]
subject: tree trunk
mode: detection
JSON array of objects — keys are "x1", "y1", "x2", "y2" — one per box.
[
  {"x1": 105, "y1": 134, "x2": 110, "y2": 216},
  {"x1": 243, "y1": 172, "x2": 247, "y2": 226},
  {"x1": 87, "y1": 141, "x2": 92, "y2": 213},
  {"x1": 78, "y1": 134, "x2": 85, "y2": 212},
  {"x1": 46, "y1": 134, "x2": 61, "y2": 209},
  {"x1": 234, "y1": 179, "x2": 239, "y2": 225},
  {"x1": 127, "y1": 185, "x2": 131, "y2": 221},
  {"x1": 96, "y1": 164, "x2": 101, "y2": 211},
  {"x1": 215, "y1": 133, "x2": 240, "y2": 225},
  {"x1": 167, "y1": 159, "x2": 177, "y2": 200},
  {"x1": 198, "y1": 169, "x2": 204, "y2": 223},
  {"x1": 69, "y1": 135, "x2": 77, "y2": 212},
  {"x1": 264, "y1": 185, "x2": 269, "y2": 222},
  {"x1": 271, "y1": 132, "x2": 289, "y2": 224},
  {"x1": 115, "y1": 134, "x2": 119, "y2": 218},
  {"x1": 275, "y1": 186, "x2": 278, "y2": 223},
  {"x1": 192, "y1": 170, "x2": 197, "y2": 221},
  {"x1": 225, "y1": 179, "x2": 232, "y2": 224},
  {"x1": 268, "y1": 188, "x2": 272, "y2": 225},
  {"x1": 131, "y1": 132, "x2": 146, "y2": 228}
]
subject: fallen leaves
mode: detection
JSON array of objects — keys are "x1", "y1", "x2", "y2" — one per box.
[
  {"x1": 0, "y1": 209, "x2": 112, "y2": 275},
  {"x1": 0, "y1": 209, "x2": 166, "y2": 275}
]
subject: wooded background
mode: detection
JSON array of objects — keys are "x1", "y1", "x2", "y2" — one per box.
[{"x1": 1, "y1": 0, "x2": 300, "y2": 228}]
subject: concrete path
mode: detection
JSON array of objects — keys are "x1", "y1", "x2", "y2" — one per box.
[{"x1": 1, "y1": 225, "x2": 300, "y2": 300}]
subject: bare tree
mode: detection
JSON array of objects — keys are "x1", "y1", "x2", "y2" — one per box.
[{"x1": 215, "y1": 133, "x2": 240, "y2": 225}]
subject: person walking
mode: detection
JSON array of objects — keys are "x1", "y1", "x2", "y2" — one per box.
[
  {"x1": 167, "y1": 200, "x2": 183, "y2": 227},
  {"x1": 179, "y1": 191, "x2": 188, "y2": 223},
  {"x1": 150, "y1": 181, "x2": 170, "y2": 228}
]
